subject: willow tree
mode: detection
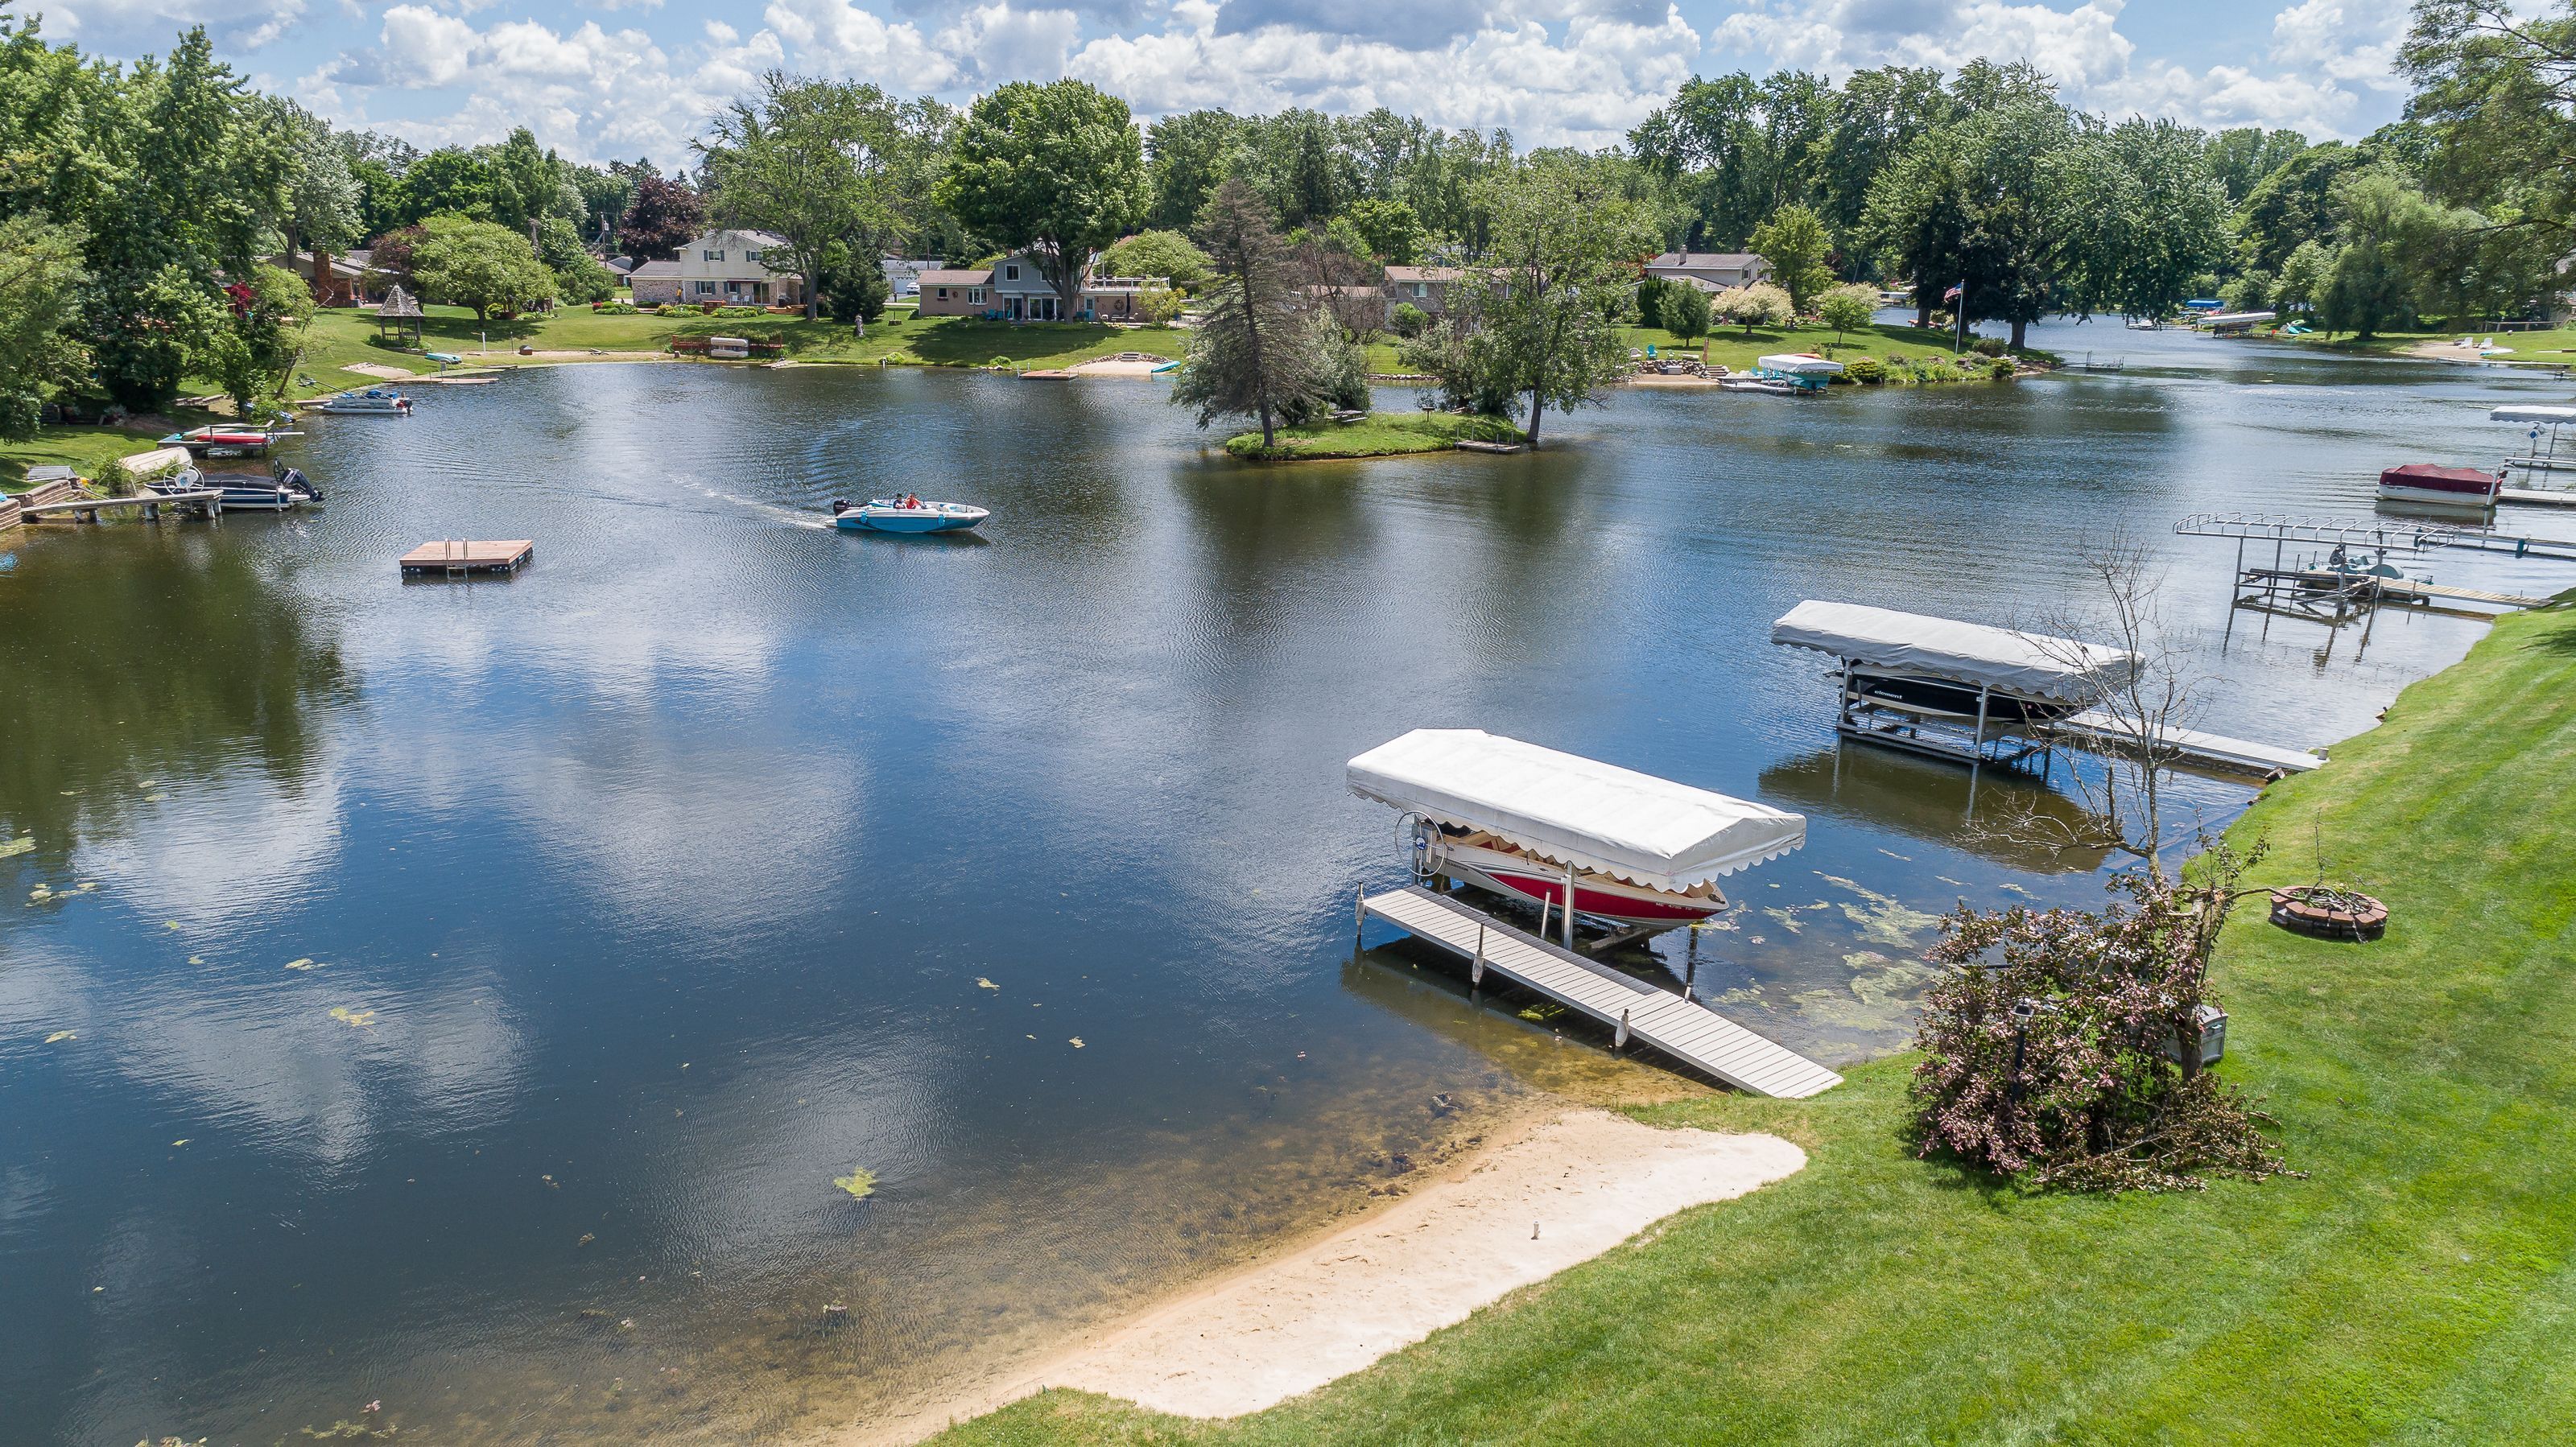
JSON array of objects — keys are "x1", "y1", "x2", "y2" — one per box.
[
  {"x1": 700, "y1": 72, "x2": 945, "y2": 322},
  {"x1": 1170, "y1": 179, "x2": 1322, "y2": 451}
]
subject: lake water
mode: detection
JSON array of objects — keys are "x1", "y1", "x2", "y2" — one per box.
[{"x1": 4, "y1": 320, "x2": 2568, "y2": 1445}]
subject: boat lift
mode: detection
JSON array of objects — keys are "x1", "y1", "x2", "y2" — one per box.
[{"x1": 2492, "y1": 404, "x2": 2576, "y2": 476}]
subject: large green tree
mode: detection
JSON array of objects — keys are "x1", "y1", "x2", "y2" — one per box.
[
  {"x1": 0, "y1": 214, "x2": 87, "y2": 437},
  {"x1": 1145, "y1": 109, "x2": 1246, "y2": 232},
  {"x1": 1449, "y1": 157, "x2": 1654, "y2": 447},
  {"x1": 937, "y1": 79, "x2": 1149, "y2": 319},
  {"x1": 1169, "y1": 178, "x2": 1324, "y2": 451},
  {"x1": 2083, "y1": 118, "x2": 2230, "y2": 322},
  {"x1": 1749, "y1": 201, "x2": 1832, "y2": 311},
  {"x1": 700, "y1": 72, "x2": 945, "y2": 322},
  {"x1": 409, "y1": 213, "x2": 556, "y2": 320}
]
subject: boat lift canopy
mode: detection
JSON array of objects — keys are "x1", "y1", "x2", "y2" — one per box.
[
  {"x1": 1771, "y1": 600, "x2": 2139, "y2": 700},
  {"x1": 2490, "y1": 405, "x2": 2576, "y2": 424},
  {"x1": 1346, "y1": 729, "x2": 1805, "y2": 893}
]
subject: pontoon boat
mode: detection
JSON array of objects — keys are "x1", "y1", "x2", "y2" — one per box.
[
  {"x1": 829, "y1": 497, "x2": 989, "y2": 534},
  {"x1": 151, "y1": 463, "x2": 322, "y2": 511},
  {"x1": 1346, "y1": 728, "x2": 1806, "y2": 946},
  {"x1": 315, "y1": 388, "x2": 412, "y2": 415},
  {"x1": 2377, "y1": 464, "x2": 2500, "y2": 517}
]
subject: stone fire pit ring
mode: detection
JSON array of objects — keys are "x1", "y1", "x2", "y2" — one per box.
[{"x1": 2269, "y1": 886, "x2": 2388, "y2": 942}]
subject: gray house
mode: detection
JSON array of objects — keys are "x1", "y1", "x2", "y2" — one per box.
[{"x1": 1644, "y1": 252, "x2": 1772, "y2": 292}]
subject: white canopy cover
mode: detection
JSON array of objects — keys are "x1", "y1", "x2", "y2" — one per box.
[
  {"x1": 1346, "y1": 729, "x2": 1806, "y2": 892},
  {"x1": 2490, "y1": 404, "x2": 2576, "y2": 424},
  {"x1": 1771, "y1": 600, "x2": 2139, "y2": 700},
  {"x1": 1757, "y1": 353, "x2": 1845, "y2": 375}
]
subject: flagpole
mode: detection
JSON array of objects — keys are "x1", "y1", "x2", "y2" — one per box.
[{"x1": 1954, "y1": 279, "x2": 1967, "y2": 355}]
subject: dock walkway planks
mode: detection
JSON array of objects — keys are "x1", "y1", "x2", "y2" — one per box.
[
  {"x1": 1360, "y1": 885, "x2": 1843, "y2": 1099},
  {"x1": 399, "y1": 539, "x2": 533, "y2": 576},
  {"x1": 2050, "y1": 711, "x2": 2322, "y2": 776}
]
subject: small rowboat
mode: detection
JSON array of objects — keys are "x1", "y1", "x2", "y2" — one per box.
[
  {"x1": 315, "y1": 388, "x2": 412, "y2": 415},
  {"x1": 830, "y1": 497, "x2": 989, "y2": 534}
]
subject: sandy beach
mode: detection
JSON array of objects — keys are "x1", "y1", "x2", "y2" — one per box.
[{"x1": 848, "y1": 1108, "x2": 1803, "y2": 1442}]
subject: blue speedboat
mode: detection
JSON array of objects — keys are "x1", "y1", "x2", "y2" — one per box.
[{"x1": 830, "y1": 497, "x2": 989, "y2": 534}]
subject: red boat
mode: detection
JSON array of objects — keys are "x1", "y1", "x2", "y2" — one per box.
[
  {"x1": 1419, "y1": 828, "x2": 1728, "y2": 926},
  {"x1": 2378, "y1": 464, "x2": 2500, "y2": 516},
  {"x1": 159, "y1": 424, "x2": 294, "y2": 457}
]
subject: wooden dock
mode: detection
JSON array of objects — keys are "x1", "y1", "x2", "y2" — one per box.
[
  {"x1": 23, "y1": 489, "x2": 222, "y2": 523},
  {"x1": 2047, "y1": 711, "x2": 2322, "y2": 776},
  {"x1": 399, "y1": 539, "x2": 533, "y2": 576},
  {"x1": 1360, "y1": 885, "x2": 1843, "y2": 1099},
  {"x1": 2501, "y1": 486, "x2": 2576, "y2": 509}
]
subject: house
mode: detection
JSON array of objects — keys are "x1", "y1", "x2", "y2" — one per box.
[
  {"x1": 914, "y1": 250, "x2": 1157, "y2": 321},
  {"x1": 626, "y1": 259, "x2": 682, "y2": 304},
  {"x1": 1644, "y1": 252, "x2": 1771, "y2": 293},
  {"x1": 275, "y1": 248, "x2": 378, "y2": 307},
  {"x1": 1382, "y1": 265, "x2": 1467, "y2": 322},
  {"x1": 629, "y1": 229, "x2": 803, "y2": 307}
]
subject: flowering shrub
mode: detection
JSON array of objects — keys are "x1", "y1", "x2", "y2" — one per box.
[{"x1": 1913, "y1": 854, "x2": 2297, "y2": 1193}]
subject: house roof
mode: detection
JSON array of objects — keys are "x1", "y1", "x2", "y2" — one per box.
[
  {"x1": 1649, "y1": 252, "x2": 1764, "y2": 270},
  {"x1": 918, "y1": 269, "x2": 993, "y2": 286},
  {"x1": 1384, "y1": 266, "x2": 1464, "y2": 283},
  {"x1": 629, "y1": 260, "x2": 681, "y2": 278},
  {"x1": 689, "y1": 228, "x2": 788, "y2": 249}
]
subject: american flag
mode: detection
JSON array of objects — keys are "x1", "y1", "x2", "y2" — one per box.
[{"x1": 1942, "y1": 281, "x2": 1963, "y2": 303}]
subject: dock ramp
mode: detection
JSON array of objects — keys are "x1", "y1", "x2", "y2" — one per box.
[
  {"x1": 2048, "y1": 711, "x2": 2323, "y2": 776},
  {"x1": 1360, "y1": 885, "x2": 1843, "y2": 1099}
]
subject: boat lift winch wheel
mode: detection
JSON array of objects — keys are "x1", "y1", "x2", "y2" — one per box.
[{"x1": 1401, "y1": 813, "x2": 1448, "y2": 881}]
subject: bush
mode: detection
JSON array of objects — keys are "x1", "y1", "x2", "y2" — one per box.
[
  {"x1": 1970, "y1": 336, "x2": 2007, "y2": 357},
  {"x1": 1988, "y1": 356, "x2": 2018, "y2": 381},
  {"x1": 592, "y1": 300, "x2": 639, "y2": 315},
  {"x1": 714, "y1": 304, "x2": 764, "y2": 317},
  {"x1": 1843, "y1": 357, "x2": 1887, "y2": 383},
  {"x1": 1390, "y1": 301, "x2": 1430, "y2": 338}
]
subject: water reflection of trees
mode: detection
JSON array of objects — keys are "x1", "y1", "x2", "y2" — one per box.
[
  {"x1": 1759, "y1": 743, "x2": 2113, "y2": 875},
  {"x1": 0, "y1": 536, "x2": 347, "y2": 848}
]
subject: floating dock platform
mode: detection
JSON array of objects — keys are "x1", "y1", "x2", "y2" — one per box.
[
  {"x1": 399, "y1": 539, "x2": 533, "y2": 576},
  {"x1": 2502, "y1": 487, "x2": 2576, "y2": 509},
  {"x1": 24, "y1": 489, "x2": 223, "y2": 523},
  {"x1": 1360, "y1": 884, "x2": 1843, "y2": 1099}
]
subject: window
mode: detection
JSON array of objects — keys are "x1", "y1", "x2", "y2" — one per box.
[
  {"x1": 702, "y1": 249, "x2": 724, "y2": 262},
  {"x1": 694, "y1": 281, "x2": 716, "y2": 296},
  {"x1": 1005, "y1": 264, "x2": 1019, "y2": 281},
  {"x1": 1412, "y1": 282, "x2": 1426, "y2": 298},
  {"x1": 968, "y1": 288, "x2": 985, "y2": 304},
  {"x1": 936, "y1": 287, "x2": 949, "y2": 299},
  {"x1": 744, "y1": 249, "x2": 763, "y2": 265}
]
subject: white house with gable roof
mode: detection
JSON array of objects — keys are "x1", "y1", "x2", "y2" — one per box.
[{"x1": 629, "y1": 229, "x2": 805, "y2": 307}]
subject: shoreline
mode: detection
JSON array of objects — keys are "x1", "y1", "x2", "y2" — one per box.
[{"x1": 836, "y1": 1107, "x2": 1803, "y2": 1443}]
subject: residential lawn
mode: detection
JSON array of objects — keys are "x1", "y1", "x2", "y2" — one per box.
[
  {"x1": 1364, "y1": 319, "x2": 2020, "y2": 381},
  {"x1": 933, "y1": 601, "x2": 2576, "y2": 1444},
  {"x1": 1222, "y1": 410, "x2": 1527, "y2": 460},
  {"x1": 1, "y1": 426, "x2": 183, "y2": 492},
  {"x1": 292, "y1": 303, "x2": 1186, "y2": 379},
  {"x1": 2284, "y1": 324, "x2": 2576, "y2": 364}
]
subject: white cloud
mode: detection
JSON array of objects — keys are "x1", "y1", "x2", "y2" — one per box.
[
  {"x1": 378, "y1": 3, "x2": 481, "y2": 88},
  {"x1": 764, "y1": 0, "x2": 960, "y2": 88},
  {"x1": 937, "y1": 2, "x2": 1086, "y2": 80}
]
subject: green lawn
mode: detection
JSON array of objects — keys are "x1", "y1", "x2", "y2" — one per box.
[
  {"x1": 1, "y1": 426, "x2": 187, "y2": 492},
  {"x1": 1223, "y1": 410, "x2": 1527, "y2": 460},
  {"x1": 2283, "y1": 324, "x2": 2576, "y2": 364},
  {"x1": 935, "y1": 601, "x2": 2576, "y2": 1444},
  {"x1": 293, "y1": 303, "x2": 1186, "y2": 378},
  {"x1": 1364, "y1": 319, "x2": 2016, "y2": 379}
]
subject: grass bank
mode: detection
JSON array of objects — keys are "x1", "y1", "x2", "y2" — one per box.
[
  {"x1": 1222, "y1": 411, "x2": 1527, "y2": 460},
  {"x1": 935, "y1": 603, "x2": 2576, "y2": 1443},
  {"x1": 0, "y1": 427, "x2": 175, "y2": 492},
  {"x1": 1364, "y1": 319, "x2": 2045, "y2": 381},
  {"x1": 294, "y1": 303, "x2": 1185, "y2": 379}
]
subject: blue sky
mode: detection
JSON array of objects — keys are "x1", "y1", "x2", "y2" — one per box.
[{"x1": 31, "y1": 0, "x2": 2417, "y2": 164}]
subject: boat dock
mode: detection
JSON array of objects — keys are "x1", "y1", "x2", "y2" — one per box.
[
  {"x1": 2502, "y1": 486, "x2": 2576, "y2": 509},
  {"x1": 2046, "y1": 710, "x2": 2322, "y2": 776},
  {"x1": 23, "y1": 489, "x2": 223, "y2": 523},
  {"x1": 399, "y1": 539, "x2": 533, "y2": 576},
  {"x1": 1358, "y1": 884, "x2": 1843, "y2": 1099}
]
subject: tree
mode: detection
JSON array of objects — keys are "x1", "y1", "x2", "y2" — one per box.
[
  {"x1": 204, "y1": 262, "x2": 312, "y2": 415},
  {"x1": 815, "y1": 240, "x2": 890, "y2": 324},
  {"x1": 0, "y1": 215, "x2": 88, "y2": 439},
  {"x1": 1389, "y1": 300, "x2": 1430, "y2": 337},
  {"x1": 1444, "y1": 157, "x2": 1653, "y2": 447},
  {"x1": 938, "y1": 80, "x2": 1150, "y2": 320},
  {"x1": 1100, "y1": 229, "x2": 1212, "y2": 289},
  {"x1": 393, "y1": 147, "x2": 500, "y2": 229},
  {"x1": 700, "y1": 72, "x2": 942, "y2": 322},
  {"x1": 1145, "y1": 109, "x2": 1246, "y2": 232},
  {"x1": 1170, "y1": 179, "x2": 1326, "y2": 451},
  {"x1": 2401, "y1": 2, "x2": 2576, "y2": 239},
  {"x1": 2234, "y1": 142, "x2": 2372, "y2": 274},
  {"x1": 1749, "y1": 202, "x2": 1833, "y2": 311},
  {"x1": 2274, "y1": 239, "x2": 2334, "y2": 315},
  {"x1": 2317, "y1": 170, "x2": 2445, "y2": 338},
  {"x1": 619, "y1": 174, "x2": 705, "y2": 262},
  {"x1": 1715, "y1": 280, "x2": 1792, "y2": 334},
  {"x1": 267, "y1": 98, "x2": 361, "y2": 261},
  {"x1": 409, "y1": 214, "x2": 556, "y2": 320},
  {"x1": 1342, "y1": 196, "x2": 1427, "y2": 263},
  {"x1": 536, "y1": 216, "x2": 616, "y2": 304},
  {"x1": 2079, "y1": 118, "x2": 2230, "y2": 324},
  {"x1": 1816, "y1": 282, "x2": 1876, "y2": 348},
  {"x1": 1662, "y1": 282, "x2": 1711, "y2": 344}
]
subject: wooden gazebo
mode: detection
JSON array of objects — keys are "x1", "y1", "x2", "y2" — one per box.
[{"x1": 374, "y1": 283, "x2": 423, "y2": 345}]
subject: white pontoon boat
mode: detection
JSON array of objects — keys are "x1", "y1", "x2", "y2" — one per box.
[
  {"x1": 1770, "y1": 600, "x2": 2138, "y2": 765},
  {"x1": 1347, "y1": 728, "x2": 1805, "y2": 949}
]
